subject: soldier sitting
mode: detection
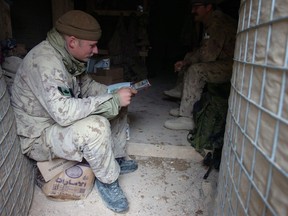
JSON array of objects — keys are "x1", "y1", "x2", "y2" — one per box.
[
  {"x1": 11, "y1": 10, "x2": 138, "y2": 213},
  {"x1": 163, "y1": 0, "x2": 237, "y2": 130}
]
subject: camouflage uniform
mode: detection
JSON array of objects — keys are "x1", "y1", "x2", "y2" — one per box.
[
  {"x1": 179, "y1": 10, "x2": 237, "y2": 117},
  {"x1": 11, "y1": 40, "x2": 127, "y2": 184}
]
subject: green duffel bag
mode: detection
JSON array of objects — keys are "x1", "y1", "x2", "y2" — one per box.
[{"x1": 187, "y1": 82, "x2": 230, "y2": 156}]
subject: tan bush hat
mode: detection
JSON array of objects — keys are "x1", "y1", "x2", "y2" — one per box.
[{"x1": 55, "y1": 10, "x2": 102, "y2": 41}]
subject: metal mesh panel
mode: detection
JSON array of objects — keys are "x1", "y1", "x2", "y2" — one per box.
[
  {"x1": 215, "y1": 0, "x2": 288, "y2": 215},
  {"x1": 0, "y1": 67, "x2": 35, "y2": 216}
]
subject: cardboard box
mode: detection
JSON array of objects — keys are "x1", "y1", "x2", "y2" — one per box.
[
  {"x1": 89, "y1": 67, "x2": 124, "y2": 85},
  {"x1": 37, "y1": 159, "x2": 78, "y2": 182},
  {"x1": 36, "y1": 163, "x2": 95, "y2": 201}
]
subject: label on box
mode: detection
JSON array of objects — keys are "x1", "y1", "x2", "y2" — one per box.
[{"x1": 36, "y1": 163, "x2": 95, "y2": 201}]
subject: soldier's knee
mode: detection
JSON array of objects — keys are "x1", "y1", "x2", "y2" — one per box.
[
  {"x1": 75, "y1": 115, "x2": 111, "y2": 140},
  {"x1": 79, "y1": 116, "x2": 113, "y2": 158},
  {"x1": 186, "y1": 63, "x2": 209, "y2": 80},
  {"x1": 188, "y1": 63, "x2": 207, "y2": 73},
  {"x1": 85, "y1": 115, "x2": 110, "y2": 128}
]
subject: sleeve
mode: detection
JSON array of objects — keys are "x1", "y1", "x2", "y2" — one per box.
[
  {"x1": 184, "y1": 25, "x2": 225, "y2": 65},
  {"x1": 27, "y1": 57, "x2": 113, "y2": 126},
  {"x1": 79, "y1": 73, "x2": 122, "y2": 119},
  {"x1": 92, "y1": 94, "x2": 121, "y2": 120},
  {"x1": 198, "y1": 24, "x2": 225, "y2": 62},
  {"x1": 183, "y1": 50, "x2": 201, "y2": 64},
  {"x1": 79, "y1": 73, "x2": 108, "y2": 97}
]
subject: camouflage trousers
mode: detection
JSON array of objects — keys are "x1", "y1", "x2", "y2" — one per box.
[
  {"x1": 28, "y1": 108, "x2": 128, "y2": 184},
  {"x1": 180, "y1": 61, "x2": 233, "y2": 117}
]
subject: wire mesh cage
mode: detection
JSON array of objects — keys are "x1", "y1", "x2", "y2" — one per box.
[
  {"x1": 0, "y1": 66, "x2": 35, "y2": 216},
  {"x1": 215, "y1": 0, "x2": 288, "y2": 215}
]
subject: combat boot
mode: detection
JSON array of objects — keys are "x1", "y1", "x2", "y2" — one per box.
[
  {"x1": 116, "y1": 157, "x2": 138, "y2": 174},
  {"x1": 164, "y1": 117, "x2": 195, "y2": 130},
  {"x1": 95, "y1": 179, "x2": 129, "y2": 213},
  {"x1": 163, "y1": 88, "x2": 181, "y2": 99},
  {"x1": 169, "y1": 108, "x2": 180, "y2": 117}
]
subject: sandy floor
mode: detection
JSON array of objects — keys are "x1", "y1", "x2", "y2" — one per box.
[{"x1": 29, "y1": 156, "x2": 218, "y2": 216}]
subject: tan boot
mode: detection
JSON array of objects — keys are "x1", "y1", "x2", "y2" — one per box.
[
  {"x1": 164, "y1": 117, "x2": 195, "y2": 130},
  {"x1": 169, "y1": 108, "x2": 180, "y2": 117},
  {"x1": 163, "y1": 88, "x2": 181, "y2": 99}
]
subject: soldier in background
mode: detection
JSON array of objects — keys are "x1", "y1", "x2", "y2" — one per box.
[{"x1": 164, "y1": 0, "x2": 237, "y2": 130}]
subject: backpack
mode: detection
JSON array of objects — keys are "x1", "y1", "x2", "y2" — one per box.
[{"x1": 187, "y1": 82, "x2": 230, "y2": 178}]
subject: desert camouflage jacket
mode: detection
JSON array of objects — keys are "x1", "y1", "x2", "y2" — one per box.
[
  {"x1": 184, "y1": 10, "x2": 237, "y2": 64},
  {"x1": 11, "y1": 41, "x2": 120, "y2": 154}
]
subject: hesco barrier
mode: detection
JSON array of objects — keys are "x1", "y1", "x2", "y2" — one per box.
[
  {"x1": 0, "y1": 66, "x2": 35, "y2": 215},
  {"x1": 215, "y1": 0, "x2": 288, "y2": 215}
]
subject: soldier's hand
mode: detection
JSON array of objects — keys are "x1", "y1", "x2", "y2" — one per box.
[
  {"x1": 117, "y1": 87, "x2": 137, "y2": 107},
  {"x1": 174, "y1": 61, "x2": 185, "y2": 72}
]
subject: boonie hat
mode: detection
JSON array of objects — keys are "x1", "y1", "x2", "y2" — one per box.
[{"x1": 55, "y1": 10, "x2": 102, "y2": 41}]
